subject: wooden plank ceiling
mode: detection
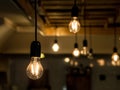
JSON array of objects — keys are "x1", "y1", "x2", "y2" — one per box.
[{"x1": 15, "y1": 0, "x2": 120, "y2": 36}]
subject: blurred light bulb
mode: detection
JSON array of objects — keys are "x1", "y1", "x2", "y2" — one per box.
[
  {"x1": 69, "y1": 17, "x2": 80, "y2": 33},
  {"x1": 73, "y1": 48, "x2": 80, "y2": 57},
  {"x1": 64, "y1": 57, "x2": 70, "y2": 63},
  {"x1": 52, "y1": 43, "x2": 59, "y2": 52},
  {"x1": 111, "y1": 52, "x2": 119, "y2": 62},
  {"x1": 26, "y1": 57, "x2": 43, "y2": 80},
  {"x1": 97, "y1": 59, "x2": 105, "y2": 66},
  {"x1": 81, "y1": 47, "x2": 88, "y2": 55},
  {"x1": 74, "y1": 61, "x2": 78, "y2": 66},
  {"x1": 88, "y1": 48, "x2": 94, "y2": 59},
  {"x1": 52, "y1": 39, "x2": 59, "y2": 52},
  {"x1": 89, "y1": 63, "x2": 94, "y2": 68}
]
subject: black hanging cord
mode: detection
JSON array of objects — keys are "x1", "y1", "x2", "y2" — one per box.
[
  {"x1": 84, "y1": 0, "x2": 86, "y2": 40},
  {"x1": 35, "y1": 0, "x2": 37, "y2": 41},
  {"x1": 89, "y1": 24, "x2": 92, "y2": 48},
  {"x1": 75, "y1": 33, "x2": 78, "y2": 43},
  {"x1": 74, "y1": 33, "x2": 78, "y2": 48},
  {"x1": 30, "y1": 0, "x2": 41, "y2": 57},
  {"x1": 74, "y1": 0, "x2": 76, "y2": 5},
  {"x1": 114, "y1": 24, "x2": 117, "y2": 47},
  {"x1": 54, "y1": 26, "x2": 58, "y2": 41}
]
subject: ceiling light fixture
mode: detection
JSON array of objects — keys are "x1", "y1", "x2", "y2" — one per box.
[
  {"x1": 26, "y1": 0, "x2": 43, "y2": 80},
  {"x1": 69, "y1": 0, "x2": 80, "y2": 33},
  {"x1": 52, "y1": 27, "x2": 59, "y2": 52},
  {"x1": 111, "y1": 21, "x2": 119, "y2": 62},
  {"x1": 52, "y1": 39, "x2": 59, "y2": 52},
  {"x1": 72, "y1": 33, "x2": 80, "y2": 57},
  {"x1": 88, "y1": 24, "x2": 94, "y2": 59},
  {"x1": 81, "y1": 1, "x2": 88, "y2": 56}
]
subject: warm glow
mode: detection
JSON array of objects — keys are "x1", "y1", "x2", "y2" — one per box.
[
  {"x1": 97, "y1": 59, "x2": 105, "y2": 66},
  {"x1": 64, "y1": 57, "x2": 70, "y2": 63},
  {"x1": 41, "y1": 53, "x2": 45, "y2": 59},
  {"x1": 74, "y1": 61, "x2": 78, "y2": 66},
  {"x1": 69, "y1": 17, "x2": 80, "y2": 33},
  {"x1": 111, "y1": 59, "x2": 120, "y2": 66},
  {"x1": 88, "y1": 53, "x2": 94, "y2": 59},
  {"x1": 26, "y1": 57, "x2": 43, "y2": 80},
  {"x1": 81, "y1": 47, "x2": 88, "y2": 55},
  {"x1": 73, "y1": 48, "x2": 80, "y2": 57},
  {"x1": 52, "y1": 43, "x2": 59, "y2": 52},
  {"x1": 111, "y1": 52, "x2": 119, "y2": 62},
  {"x1": 89, "y1": 63, "x2": 94, "y2": 68},
  {"x1": 70, "y1": 60, "x2": 74, "y2": 66}
]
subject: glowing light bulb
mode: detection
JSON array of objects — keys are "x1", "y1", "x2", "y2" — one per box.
[
  {"x1": 73, "y1": 48, "x2": 80, "y2": 57},
  {"x1": 88, "y1": 48, "x2": 94, "y2": 59},
  {"x1": 69, "y1": 17, "x2": 80, "y2": 33},
  {"x1": 81, "y1": 46, "x2": 88, "y2": 55},
  {"x1": 52, "y1": 40, "x2": 59, "y2": 52},
  {"x1": 111, "y1": 52, "x2": 119, "y2": 62},
  {"x1": 81, "y1": 39, "x2": 88, "y2": 55},
  {"x1": 26, "y1": 57, "x2": 43, "y2": 80},
  {"x1": 64, "y1": 57, "x2": 70, "y2": 63}
]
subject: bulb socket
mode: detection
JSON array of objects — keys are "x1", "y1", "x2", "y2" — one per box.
[
  {"x1": 54, "y1": 39, "x2": 58, "y2": 43},
  {"x1": 83, "y1": 39, "x2": 88, "y2": 47},
  {"x1": 89, "y1": 48, "x2": 93, "y2": 53},
  {"x1": 113, "y1": 47, "x2": 117, "y2": 52},
  {"x1": 74, "y1": 42, "x2": 78, "y2": 48},
  {"x1": 30, "y1": 41, "x2": 41, "y2": 57},
  {"x1": 71, "y1": 5, "x2": 79, "y2": 17}
]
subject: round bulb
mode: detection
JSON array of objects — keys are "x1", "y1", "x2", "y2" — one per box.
[
  {"x1": 52, "y1": 43, "x2": 59, "y2": 52},
  {"x1": 73, "y1": 48, "x2": 80, "y2": 57},
  {"x1": 111, "y1": 52, "x2": 119, "y2": 62},
  {"x1": 26, "y1": 57, "x2": 43, "y2": 80},
  {"x1": 69, "y1": 17, "x2": 80, "y2": 33}
]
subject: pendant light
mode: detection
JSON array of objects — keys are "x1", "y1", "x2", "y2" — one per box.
[
  {"x1": 88, "y1": 24, "x2": 94, "y2": 59},
  {"x1": 72, "y1": 33, "x2": 80, "y2": 57},
  {"x1": 69, "y1": 0, "x2": 80, "y2": 33},
  {"x1": 26, "y1": 0, "x2": 43, "y2": 80},
  {"x1": 52, "y1": 27, "x2": 60, "y2": 52},
  {"x1": 81, "y1": 1, "x2": 88, "y2": 56},
  {"x1": 111, "y1": 22, "x2": 119, "y2": 62}
]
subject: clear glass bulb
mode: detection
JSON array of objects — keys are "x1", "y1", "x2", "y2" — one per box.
[
  {"x1": 52, "y1": 43, "x2": 59, "y2": 52},
  {"x1": 26, "y1": 57, "x2": 43, "y2": 80},
  {"x1": 73, "y1": 48, "x2": 80, "y2": 57},
  {"x1": 69, "y1": 17, "x2": 80, "y2": 33},
  {"x1": 111, "y1": 52, "x2": 119, "y2": 62},
  {"x1": 81, "y1": 46, "x2": 88, "y2": 55}
]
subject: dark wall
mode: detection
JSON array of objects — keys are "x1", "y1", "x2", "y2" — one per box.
[{"x1": 0, "y1": 54, "x2": 120, "y2": 90}]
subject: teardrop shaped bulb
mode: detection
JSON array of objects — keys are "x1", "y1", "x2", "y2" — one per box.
[{"x1": 26, "y1": 57, "x2": 43, "y2": 80}]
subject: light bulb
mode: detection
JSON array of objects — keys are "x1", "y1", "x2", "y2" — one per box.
[
  {"x1": 52, "y1": 41, "x2": 59, "y2": 52},
  {"x1": 69, "y1": 17, "x2": 80, "y2": 33},
  {"x1": 26, "y1": 57, "x2": 43, "y2": 80},
  {"x1": 81, "y1": 39, "x2": 88, "y2": 55},
  {"x1": 73, "y1": 48, "x2": 80, "y2": 57},
  {"x1": 88, "y1": 48, "x2": 94, "y2": 59},
  {"x1": 81, "y1": 46, "x2": 88, "y2": 55},
  {"x1": 111, "y1": 52, "x2": 119, "y2": 62},
  {"x1": 88, "y1": 53, "x2": 93, "y2": 59}
]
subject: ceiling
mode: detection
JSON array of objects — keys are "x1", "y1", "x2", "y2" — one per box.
[{"x1": 0, "y1": 0, "x2": 120, "y2": 54}]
